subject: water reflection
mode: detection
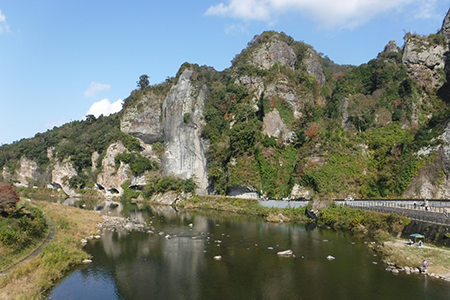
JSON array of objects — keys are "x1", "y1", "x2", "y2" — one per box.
[{"x1": 48, "y1": 207, "x2": 450, "y2": 300}]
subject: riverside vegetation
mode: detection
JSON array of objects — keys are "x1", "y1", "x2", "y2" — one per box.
[{"x1": 0, "y1": 188, "x2": 102, "y2": 299}]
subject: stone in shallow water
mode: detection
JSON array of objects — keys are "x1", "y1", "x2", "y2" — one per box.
[
  {"x1": 214, "y1": 256, "x2": 222, "y2": 261},
  {"x1": 277, "y1": 250, "x2": 293, "y2": 257},
  {"x1": 326, "y1": 255, "x2": 335, "y2": 260}
]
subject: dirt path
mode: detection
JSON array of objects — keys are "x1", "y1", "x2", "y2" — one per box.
[{"x1": 0, "y1": 215, "x2": 55, "y2": 277}]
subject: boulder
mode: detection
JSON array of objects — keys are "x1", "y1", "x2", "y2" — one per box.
[{"x1": 277, "y1": 250, "x2": 294, "y2": 257}]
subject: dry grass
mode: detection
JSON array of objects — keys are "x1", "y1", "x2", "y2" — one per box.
[{"x1": 0, "y1": 200, "x2": 103, "y2": 300}]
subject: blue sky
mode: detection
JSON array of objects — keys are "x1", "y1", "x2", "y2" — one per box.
[{"x1": 1, "y1": 0, "x2": 449, "y2": 145}]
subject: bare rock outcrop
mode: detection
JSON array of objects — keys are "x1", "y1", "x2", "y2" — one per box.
[
  {"x1": 227, "y1": 185, "x2": 259, "y2": 199},
  {"x1": 402, "y1": 34, "x2": 447, "y2": 90},
  {"x1": 52, "y1": 158, "x2": 78, "y2": 197},
  {"x1": 96, "y1": 142, "x2": 131, "y2": 197},
  {"x1": 252, "y1": 38, "x2": 296, "y2": 70},
  {"x1": 302, "y1": 48, "x2": 326, "y2": 86},
  {"x1": 121, "y1": 93, "x2": 164, "y2": 144},
  {"x1": 405, "y1": 121, "x2": 450, "y2": 198},
  {"x1": 235, "y1": 75, "x2": 264, "y2": 96},
  {"x1": 161, "y1": 70, "x2": 209, "y2": 195},
  {"x1": 382, "y1": 40, "x2": 399, "y2": 54},
  {"x1": 265, "y1": 79, "x2": 312, "y2": 119},
  {"x1": 438, "y1": 8, "x2": 450, "y2": 44},
  {"x1": 263, "y1": 109, "x2": 287, "y2": 140}
]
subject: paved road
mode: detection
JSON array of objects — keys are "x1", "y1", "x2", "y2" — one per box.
[
  {"x1": 0, "y1": 215, "x2": 55, "y2": 277},
  {"x1": 349, "y1": 205, "x2": 450, "y2": 226}
]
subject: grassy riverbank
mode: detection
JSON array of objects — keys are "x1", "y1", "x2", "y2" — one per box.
[
  {"x1": 314, "y1": 204, "x2": 450, "y2": 279},
  {"x1": 175, "y1": 196, "x2": 311, "y2": 223},
  {"x1": 0, "y1": 201, "x2": 49, "y2": 273},
  {"x1": 0, "y1": 200, "x2": 102, "y2": 300}
]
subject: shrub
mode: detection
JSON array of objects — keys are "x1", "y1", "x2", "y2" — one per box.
[
  {"x1": 0, "y1": 183, "x2": 20, "y2": 215},
  {"x1": 115, "y1": 152, "x2": 158, "y2": 175}
]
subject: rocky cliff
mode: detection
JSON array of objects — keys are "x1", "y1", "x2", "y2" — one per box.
[
  {"x1": 121, "y1": 92, "x2": 164, "y2": 144},
  {"x1": 161, "y1": 70, "x2": 209, "y2": 195}
]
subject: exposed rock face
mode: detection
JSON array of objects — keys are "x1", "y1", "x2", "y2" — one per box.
[
  {"x1": 52, "y1": 158, "x2": 78, "y2": 197},
  {"x1": 303, "y1": 48, "x2": 326, "y2": 86},
  {"x1": 3, "y1": 157, "x2": 51, "y2": 189},
  {"x1": 121, "y1": 93, "x2": 164, "y2": 144},
  {"x1": 405, "y1": 121, "x2": 450, "y2": 198},
  {"x1": 96, "y1": 142, "x2": 131, "y2": 197},
  {"x1": 265, "y1": 79, "x2": 311, "y2": 119},
  {"x1": 339, "y1": 97, "x2": 350, "y2": 130},
  {"x1": 382, "y1": 40, "x2": 399, "y2": 54},
  {"x1": 402, "y1": 34, "x2": 447, "y2": 90},
  {"x1": 252, "y1": 39, "x2": 296, "y2": 70},
  {"x1": 263, "y1": 109, "x2": 286, "y2": 140},
  {"x1": 235, "y1": 75, "x2": 264, "y2": 96},
  {"x1": 438, "y1": 8, "x2": 450, "y2": 44},
  {"x1": 290, "y1": 184, "x2": 313, "y2": 200},
  {"x1": 227, "y1": 185, "x2": 259, "y2": 199},
  {"x1": 162, "y1": 70, "x2": 209, "y2": 195},
  {"x1": 13, "y1": 157, "x2": 38, "y2": 187},
  {"x1": 91, "y1": 151, "x2": 99, "y2": 173},
  {"x1": 150, "y1": 191, "x2": 192, "y2": 206}
]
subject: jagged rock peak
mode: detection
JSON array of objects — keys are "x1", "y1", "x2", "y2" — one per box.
[
  {"x1": 232, "y1": 31, "x2": 297, "y2": 70},
  {"x1": 382, "y1": 40, "x2": 398, "y2": 53},
  {"x1": 439, "y1": 7, "x2": 450, "y2": 44}
]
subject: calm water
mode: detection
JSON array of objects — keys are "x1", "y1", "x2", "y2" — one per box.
[{"x1": 48, "y1": 206, "x2": 450, "y2": 300}]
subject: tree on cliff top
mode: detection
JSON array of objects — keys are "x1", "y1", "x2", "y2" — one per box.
[
  {"x1": 0, "y1": 183, "x2": 19, "y2": 216},
  {"x1": 137, "y1": 74, "x2": 150, "y2": 90}
]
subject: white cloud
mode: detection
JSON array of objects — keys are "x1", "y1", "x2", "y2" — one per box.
[
  {"x1": 84, "y1": 82, "x2": 111, "y2": 97},
  {"x1": 0, "y1": 10, "x2": 10, "y2": 34},
  {"x1": 410, "y1": 0, "x2": 440, "y2": 20},
  {"x1": 86, "y1": 99, "x2": 123, "y2": 118},
  {"x1": 205, "y1": 0, "x2": 439, "y2": 29},
  {"x1": 225, "y1": 23, "x2": 249, "y2": 34}
]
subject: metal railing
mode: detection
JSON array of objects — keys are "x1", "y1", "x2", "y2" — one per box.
[{"x1": 336, "y1": 200, "x2": 450, "y2": 226}]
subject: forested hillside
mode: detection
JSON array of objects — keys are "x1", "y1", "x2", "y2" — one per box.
[{"x1": 2, "y1": 11, "x2": 450, "y2": 201}]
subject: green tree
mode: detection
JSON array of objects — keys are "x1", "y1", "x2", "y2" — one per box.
[{"x1": 137, "y1": 75, "x2": 150, "y2": 90}]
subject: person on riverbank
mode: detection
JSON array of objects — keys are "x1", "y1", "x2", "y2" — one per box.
[{"x1": 423, "y1": 260, "x2": 428, "y2": 273}]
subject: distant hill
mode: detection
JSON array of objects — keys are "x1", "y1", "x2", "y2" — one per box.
[{"x1": 2, "y1": 8, "x2": 450, "y2": 201}]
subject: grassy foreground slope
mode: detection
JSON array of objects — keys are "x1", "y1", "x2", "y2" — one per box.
[{"x1": 0, "y1": 201, "x2": 102, "y2": 300}]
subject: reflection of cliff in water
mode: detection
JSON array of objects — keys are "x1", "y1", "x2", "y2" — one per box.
[
  {"x1": 86, "y1": 214, "x2": 209, "y2": 299},
  {"x1": 94, "y1": 200, "x2": 123, "y2": 216}
]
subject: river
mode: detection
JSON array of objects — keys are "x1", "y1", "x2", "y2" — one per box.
[{"x1": 47, "y1": 205, "x2": 450, "y2": 300}]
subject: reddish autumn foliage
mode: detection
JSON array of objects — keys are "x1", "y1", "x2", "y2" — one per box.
[
  {"x1": 306, "y1": 123, "x2": 318, "y2": 138},
  {"x1": 0, "y1": 183, "x2": 19, "y2": 214},
  {"x1": 332, "y1": 72, "x2": 345, "y2": 81}
]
